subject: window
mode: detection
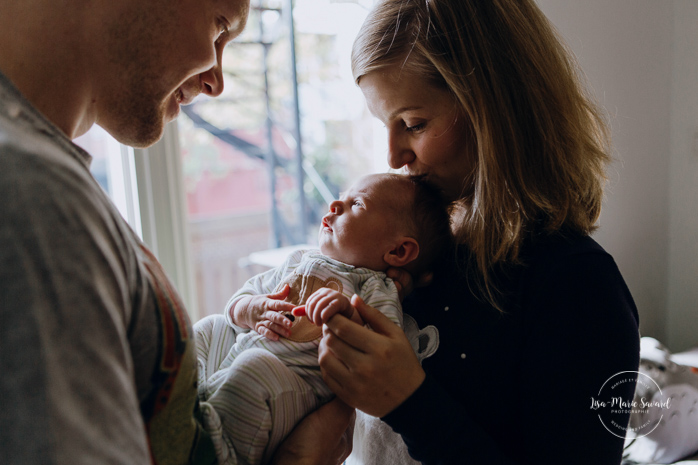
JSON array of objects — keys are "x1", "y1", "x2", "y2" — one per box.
[
  {"x1": 75, "y1": 125, "x2": 142, "y2": 236},
  {"x1": 178, "y1": 0, "x2": 387, "y2": 319}
]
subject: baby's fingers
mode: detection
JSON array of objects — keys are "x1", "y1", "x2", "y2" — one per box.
[
  {"x1": 267, "y1": 283, "x2": 291, "y2": 300},
  {"x1": 255, "y1": 314, "x2": 293, "y2": 340},
  {"x1": 265, "y1": 299, "x2": 296, "y2": 313},
  {"x1": 321, "y1": 296, "x2": 352, "y2": 324},
  {"x1": 307, "y1": 293, "x2": 339, "y2": 326},
  {"x1": 310, "y1": 294, "x2": 348, "y2": 326},
  {"x1": 303, "y1": 292, "x2": 324, "y2": 325},
  {"x1": 292, "y1": 305, "x2": 306, "y2": 317},
  {"x1": 263, "y1": 310, "x2": 294, "y2": 329}
]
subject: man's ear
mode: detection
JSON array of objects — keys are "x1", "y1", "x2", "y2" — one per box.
[{"x1": 384, "y1": 237, "x2": 420, "y2": 268}]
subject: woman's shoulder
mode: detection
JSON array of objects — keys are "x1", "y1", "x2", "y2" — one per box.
[
  {"x1": 520, "y1": 232, "x2": 625, "y2": 294},
  {"x1": 520, "y1": 232, "x2": 639, "y2": 325},
  {"x1": 431, "y1": 232, "x2": 613, "y2": 290},
  {"x1": 522, "y1": 231, "x2": 608, "y2": 265}
]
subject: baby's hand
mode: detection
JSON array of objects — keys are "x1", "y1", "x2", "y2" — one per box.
[
  {"x1": 233, "y1": 284, "x2": 297, "y2": 341},
  {"x1": 293, "y1": 288, "x2": 354, "y2": 326}
]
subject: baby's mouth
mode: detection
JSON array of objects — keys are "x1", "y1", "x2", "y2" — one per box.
[{"x1": 321, "y1": 218, "x2": 332, "y2": 232}]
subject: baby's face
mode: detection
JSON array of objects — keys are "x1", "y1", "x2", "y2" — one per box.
[{"x1": 319, "y1": 174, "x2": 411, "y2": 271}]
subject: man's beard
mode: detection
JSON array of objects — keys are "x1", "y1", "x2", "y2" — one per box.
[
  {"x1": 100, "y1": 87, "x2": 169, "y2": 148},
  {"x1": 99, "y1": 1, "x2": 178, "y2": 147}
]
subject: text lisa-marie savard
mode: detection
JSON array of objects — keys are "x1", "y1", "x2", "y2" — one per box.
[{"x1": 590, "y1": 397, "x2": 671, "y2": 410}]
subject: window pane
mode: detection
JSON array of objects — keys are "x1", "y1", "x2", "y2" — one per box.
[
  {"x1": 179, "y1": 0, "x2": 385, "y2": 319},
  {"x1": 74, "y1": 125, "x2": 142, "y2": 236}
]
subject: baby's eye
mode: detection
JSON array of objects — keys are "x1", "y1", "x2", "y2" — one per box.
[{"x1": 352, "y1": 200, "x2": 364, "y2": 208}]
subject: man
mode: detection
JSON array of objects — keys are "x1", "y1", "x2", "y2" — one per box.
[{"x1": 0, "y1": 0, "x2": 352, "y2": 463}]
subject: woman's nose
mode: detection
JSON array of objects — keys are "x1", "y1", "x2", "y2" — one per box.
[
  {"x1": 387, "y1": 130, "x2": 416, "y2": 169},
  {"x1": 329, "y1": 200, "x2": 343, "y2": 214}
]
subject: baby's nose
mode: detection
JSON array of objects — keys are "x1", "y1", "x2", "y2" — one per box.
[{"x1": 329, "y1": 200, "x2": 343, "y2": 214}]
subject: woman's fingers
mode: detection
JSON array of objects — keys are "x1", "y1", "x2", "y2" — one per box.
[
  {"x1": 320, "y1": 296, "x2": 426, "y2": 417},
  {"x1": 319, "y1": 323, "x2": 361, "y2": 367},
  {"x1": 318, "y1": 333, "x2": 355, "y2": 399},
  {"x1": 325, "y1": 295, "x2": 401, "y2": 346}
]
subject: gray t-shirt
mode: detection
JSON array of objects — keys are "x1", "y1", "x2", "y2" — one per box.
[{"x1": 0, "y1": 72, "x2": 213, "y2": 464}]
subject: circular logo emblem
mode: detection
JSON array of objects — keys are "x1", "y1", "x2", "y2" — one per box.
[{"x1": 592, "y1": 370, "x2": 670, "y2": 438}]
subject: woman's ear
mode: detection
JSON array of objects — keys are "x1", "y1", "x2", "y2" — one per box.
[{"x1": 384, "y1": 237, "x2": 420, "y2": 268}]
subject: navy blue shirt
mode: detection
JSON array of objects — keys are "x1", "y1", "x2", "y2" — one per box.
[{"x1": 383, "y1": 233, "x2": 640, "y2": 464}]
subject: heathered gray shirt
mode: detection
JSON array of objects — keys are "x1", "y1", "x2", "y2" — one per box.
[{"x1": 0, "y1": 71, "x2": 213, "y2": 464}]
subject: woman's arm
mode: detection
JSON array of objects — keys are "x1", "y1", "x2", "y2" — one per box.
[
  {"x1": 512, "y1": 252, "x2": 640, "y2": 463},
  {"x1": 319, "y1": 253, "x2": 640, "y2": 465}
]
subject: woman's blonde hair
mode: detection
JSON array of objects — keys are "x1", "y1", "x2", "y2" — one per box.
[{"x1": 352, "y1": 0, "x2": 611, "y2": 309}]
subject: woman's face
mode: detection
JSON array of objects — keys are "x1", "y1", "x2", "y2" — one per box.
[{"x1": 359, "y1": 66, "x2": 475, "y2": 201}]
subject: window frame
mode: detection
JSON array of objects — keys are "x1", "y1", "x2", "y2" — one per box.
[{"x1": 133, "y1": 122, "x2": 199, "y2": 320}]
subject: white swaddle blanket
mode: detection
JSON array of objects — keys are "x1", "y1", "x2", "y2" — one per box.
[{"x1": 346, "y1": 314, "x2": 439, "y2": 465}]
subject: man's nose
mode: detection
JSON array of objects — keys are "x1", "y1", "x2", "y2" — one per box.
[{"x1": 200, "y1": 64, "x2": 224, "y2": 97}]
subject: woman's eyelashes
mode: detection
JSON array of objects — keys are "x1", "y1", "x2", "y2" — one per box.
[{"x1": 405, "y1": 121, "x2": 426, "y2": 132}]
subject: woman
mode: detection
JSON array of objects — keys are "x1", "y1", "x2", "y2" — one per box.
[{"x1": 274, "y1": 0, "x2": 640, "y2": 464}]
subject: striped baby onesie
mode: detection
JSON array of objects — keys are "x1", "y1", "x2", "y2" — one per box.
[{"x1": 194, "y1": 249, "x2": 402, "y2": 465}]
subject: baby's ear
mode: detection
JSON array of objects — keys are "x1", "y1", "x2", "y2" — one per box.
[{"x1": 384, "y1": 237, "x2": 419, "y2": 268}]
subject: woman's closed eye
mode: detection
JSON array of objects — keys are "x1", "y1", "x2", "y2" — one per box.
[{"x1": 405, "y1": 122, "x2": 426, "y2": 132}]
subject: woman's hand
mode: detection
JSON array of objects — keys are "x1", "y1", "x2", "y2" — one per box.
[
  {"x1": 269, "y1": 397, "x2": 355, "y2": 465},
  {"x1": 319, "y1": 295, "x2": 426, "y2": 418},
  {"x1": 231, "y1": 284, "x2": 296, "y2": 341}
]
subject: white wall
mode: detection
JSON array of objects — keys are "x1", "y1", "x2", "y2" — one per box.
[
  {"x1": 535, "y1": 1, "x2": 698, "y2": 350},
  {"x1": 667, "y1": 1, "x2": 698, "y2": 352}
]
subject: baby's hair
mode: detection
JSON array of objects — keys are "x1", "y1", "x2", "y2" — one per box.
[{"x1": 403, "y1": 174, "x2": 453, "y2": 276}]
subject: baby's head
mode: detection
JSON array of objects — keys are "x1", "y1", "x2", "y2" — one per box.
[{"x1": 319, "y1": 173, "x2": 451, "y2": 275}]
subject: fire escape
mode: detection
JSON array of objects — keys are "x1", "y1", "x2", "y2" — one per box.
[{"x1": 181, "y1": 0, "x2": 336, "y2": 248}]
